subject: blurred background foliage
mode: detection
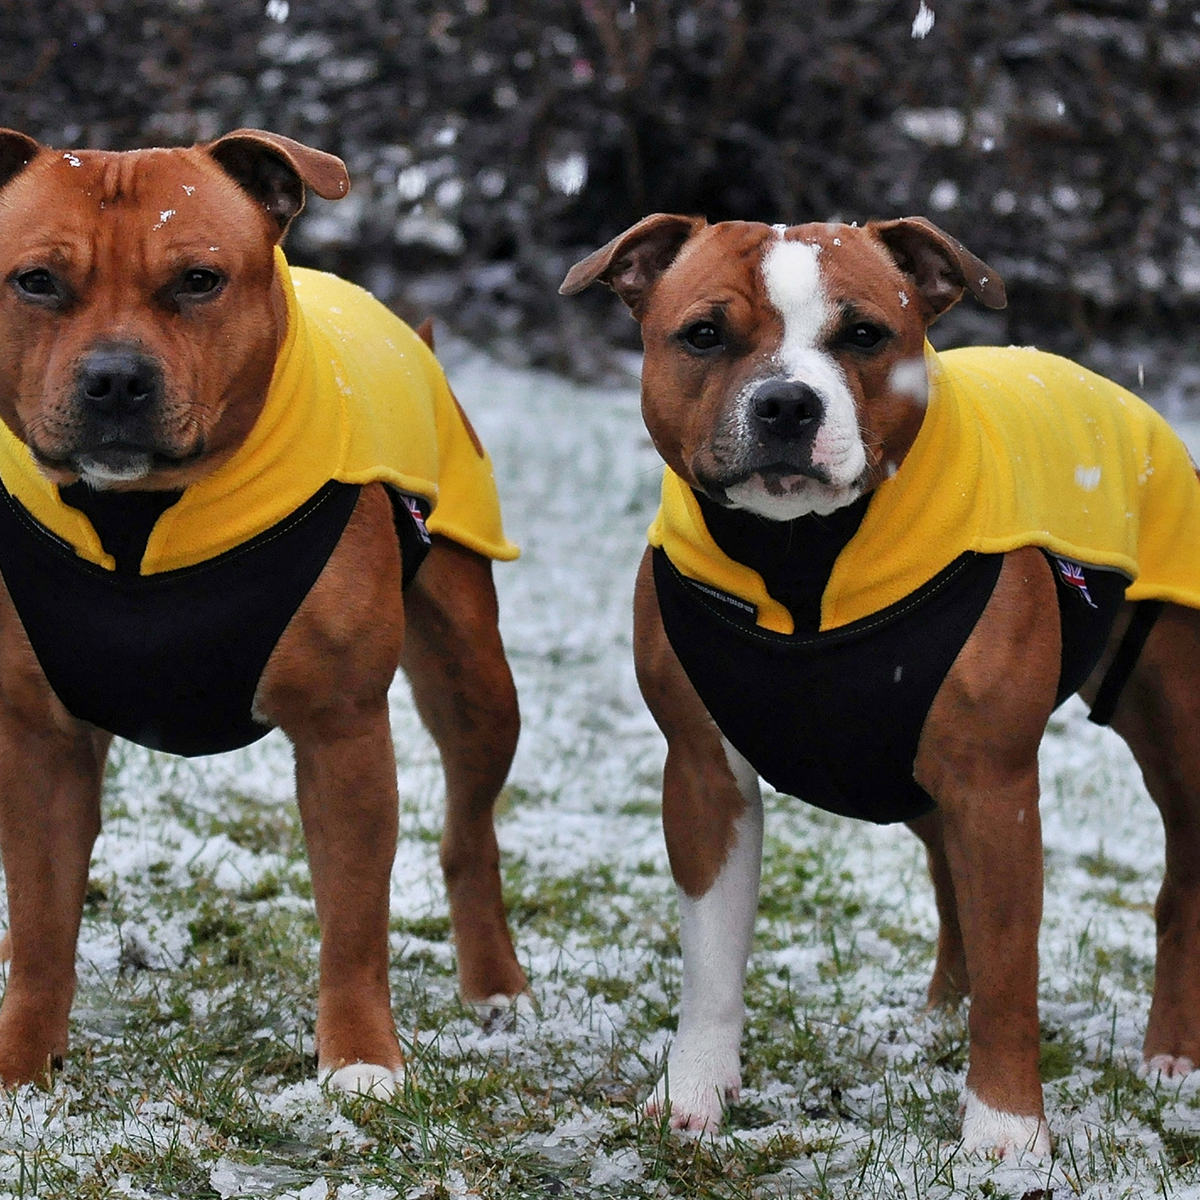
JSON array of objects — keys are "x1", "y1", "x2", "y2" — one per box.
[{"x1": 1, "y1": 0, "x2": 1198, "y2": 397}]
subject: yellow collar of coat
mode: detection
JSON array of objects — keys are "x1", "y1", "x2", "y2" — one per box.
[
  {"x1": 649, "y1": 343, "x2": 1200, "y2": 633},
  {"x1": 0, "y1": 249, "x2": 467, "y2": 574}
]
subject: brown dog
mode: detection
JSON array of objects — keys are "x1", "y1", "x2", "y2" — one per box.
[
  {"x1": 562, "y1": 214, "x2": 1200, "y2": 1156},
  {"x1": 0, "y1": 128, "x2": 528, "y2": 1095}
]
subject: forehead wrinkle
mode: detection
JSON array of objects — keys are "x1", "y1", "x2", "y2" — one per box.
[
  {"x1": 679, "y1": 280, "x2": 759, "y2": 315},
  {"x1": 56, "y1": 150, "x2": 167, "y2": 209},
  {"x1": 835, "y1": 297, "x2": 891, "y2": 324},
  {"x1": 110, "y1": 151, "x2": 163, "y2": 205}
]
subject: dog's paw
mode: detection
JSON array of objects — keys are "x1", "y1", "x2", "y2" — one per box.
[
  {"x1": 960, "y1": 1088, "x2": 1050, "y2": 1158},
  {"x1": 644, "y1": 1043, "x2": 741, "y2": 1134},
  {"x1": 1140, "y1": 1053, "x2": 1195, "y2": 1080},
  {"x1": 644, "y1": 1083, "x2": 729, "y2": 1134},
  {"x1": 471, "y1": 991, "x2": 535, "y2": 1034},
  {"x1": 319, "y1": 1061, "x2": 402, "y2": 1099}
]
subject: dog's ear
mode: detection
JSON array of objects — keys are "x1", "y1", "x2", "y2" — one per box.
[
  {"x1": 0, "y1": 130, "x2": 41, "y2": 191},
  {"x1": 560, "y1": 213, "x2": 705, "y2": 318},
  {"x1": 871, "y1": 216, "x2": 1006, "y2": 317},
  {"x1": 207, "y1": 129, "x2": 349, "y2": 234}
]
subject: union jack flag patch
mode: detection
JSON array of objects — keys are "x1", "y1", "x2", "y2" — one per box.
[
  {"x1": 1054, "y1": 557, "x2": 1097, "y2": 608},
  {"x1": 401, "y1": 494, "x2": 432, "y2": 544}
]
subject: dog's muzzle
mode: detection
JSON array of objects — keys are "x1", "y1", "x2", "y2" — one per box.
[
  {"x1": 76, "y1": 345, "x2": 163, "y2": 419},
  {"x1": 59, "y1": 344, "x2": 177, "y2": 482},
  {"x1": 749, "y1": 378, "x2": 823, "y2": 445},
  {"x1": 731, "y1": 377, "x2": 831, "y2": 485}
]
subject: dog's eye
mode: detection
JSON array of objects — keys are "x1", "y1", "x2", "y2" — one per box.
[
  {"x1": 835, "y1": 322, "x2": 889, "y2": 351},
  {"x1": 178, "y1": 268, "x2": 223, "y2": 296},
  {"x1": 682, "y1": 321, "x2": 723, "y2": 352},
  {"x1": 14, "y1": 269, "x2": 58, "y2": 299}
]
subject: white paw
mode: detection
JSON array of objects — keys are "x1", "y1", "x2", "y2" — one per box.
[
  {"x1": 319, "y1": 1061, "x2": 401, "y2": 1099},
  {"x1": 1141, "y1": 1053, "x2": 1195, "y2": 1080},
  {"x1": 472, "y1": 991, "x2": 534, "y2": 1033},
  {"x1": 960, "y1": 1088, "x2": 1050, "y2": 1158},
  {"x1": 471, "y1": 991, "x2": 535, "y2": 1017},
  {"x1": 644, "y1": 1039, "x2": 741, "y2": 1133}
]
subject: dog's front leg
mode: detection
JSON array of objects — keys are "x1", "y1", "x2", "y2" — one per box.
[
  {"x1": 258, "y1": 485, "x2": 406, "y2": 1097},
  {"x1": 915, "y1": 546, "x2": 1060, "y2": 1158},
  {"x1": 660, "y1": 739, "x2": 762, "y2": 1133},
  {"x1": 634, "y1": 550, "x2": 762, "y2": 1133},
  {"x1": 0, "y1": 597, "x2": 108, "y2": 1085},
  {"x1": 290, "y1": 705, "x2": 404, "y2": 1094}
]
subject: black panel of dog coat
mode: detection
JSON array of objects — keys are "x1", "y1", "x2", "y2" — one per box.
[
  {"x1": 0, "y1": 478, "x2": 432, "y2": 757},
  {"x1": 655, "y1": 497, "x2": 1128, "y2": 824}
]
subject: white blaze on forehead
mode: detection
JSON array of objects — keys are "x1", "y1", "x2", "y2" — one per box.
[{"x1": 761, "y1": 237, "x2": 831, "y2": 358}]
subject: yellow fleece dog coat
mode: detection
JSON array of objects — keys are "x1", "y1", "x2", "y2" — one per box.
[{"x1": 648, "y1": 344, "x2": 1200, "y2": 823}]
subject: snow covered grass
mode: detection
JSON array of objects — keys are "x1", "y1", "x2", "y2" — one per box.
[{"x1": 0, "y1": 343, "x2": 1196, "y2": 1198}]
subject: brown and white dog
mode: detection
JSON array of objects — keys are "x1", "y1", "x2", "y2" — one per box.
[
  {"x1": 0, "y1": 129, "x2": 527, "y2": 1093},
  {"x1": 562, "y1": 214, "x2": 1200, "y2": 1156}
]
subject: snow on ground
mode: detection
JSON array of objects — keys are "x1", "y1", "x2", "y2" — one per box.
[{"x1": 0, "y1": 341, "x2": 1194, "y2": 1197}]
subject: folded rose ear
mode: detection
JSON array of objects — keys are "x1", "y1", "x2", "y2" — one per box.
[
  {"x1": 871, "y1": 216, "x2": 1006, "y2": 317},
  {"x1": 0, "y1": 130, "x2": 41, "y2": 191},
  {"x1": 560, "y1": 213, "x2": 705, "y2": 319},
  {"x1": 207, "y1": 129, "x2": 350, "y2": 235}
]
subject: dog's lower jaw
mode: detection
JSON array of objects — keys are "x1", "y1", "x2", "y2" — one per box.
[
  {"x1": 719, "y1": 452, "x2": 869, "y2": 519},
  {"x1": 648, "y1": 740, "x2": 763, "y2": 1133},
  {"x1": 960, "y1": 1088, "x2": 1051, "y2": 1158},
  {"x1": 74, "y1": 451, "x2": 153, "y2": 489},
  {"x1": 724, "y1": 474, "x2": 864, "y2": 520}
]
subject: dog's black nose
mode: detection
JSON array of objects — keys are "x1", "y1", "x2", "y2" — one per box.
[
  {"x1": 77, "y1": 347, "x2": 161, "y2": 415},
  {"x1": 751, "y1": 379, "x2": 823, "y2": 439}
]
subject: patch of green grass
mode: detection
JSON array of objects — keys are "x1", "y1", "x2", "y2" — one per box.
[
  {"x1": 1156, "y1": 1124, "x2": 1200, "y2": 1170},
  {"x1": 392, "y1": 914, "x2": 452, "y2": 941},
  {"x1": 504, "y1": 862, "x2": 625, "y2": 940},
  {"x1": 240, "y1": 872, "x2": 284, "y2": 902},
  {"x1": 582, "y1": 974, "x2": 636, "y2": 1005},
  {"x1": 617, "y1": 798, "x2": 660, "y2": 819},
  {"x1": 1092, "y1": 944, "x2": 1155, "y2": 990},
  {"x1": 1038, "y1": 1030, "x2": 1079, "y2": 1081},
  {"x1": 1077, "y1": 848, "x2": 1142, "y2": 884}
]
